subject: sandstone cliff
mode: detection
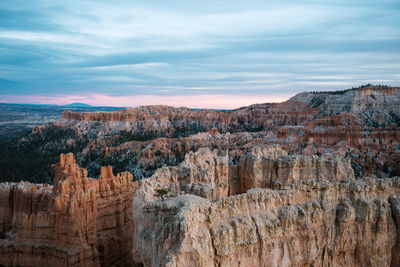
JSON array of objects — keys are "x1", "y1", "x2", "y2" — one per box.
[
  {"x1": 133, "y1": 145, "x2": 353, "y2": 202},
  {"x1": 136, "y1": 148, "x2": 229, "y2": 202},
  {"x1": 132, "y1": 177, "x2": 400, "y2": 267},
  {"x1": 130, "y1": 146, "x2": 378, "y2": 266},
  {"x1": 0, "y1": 153, "x2": 137, "y2": 267},
  {"x1": 58, "y1": 86, "x2": 400, "y2": 137},
  {"x1": 235, "y1": 145, "x2": 355, "y2": 192},
  {"x1": 57, "y1": 100, "x2": 319, "y2": 138}
]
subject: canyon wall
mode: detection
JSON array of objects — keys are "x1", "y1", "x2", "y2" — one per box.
[
  {"x1": 0, "y1": 153, "x2": 137, "y2": 267},
  {"x1": 236, "y1": 145, "x2": 355, "y2": 192},
  {"x1": 57, "y1": 101, "x2": 319, "y2": 137},
  {"x1": 132, "y1": 177, "x2": 400, "y2": 267},
  {"x1": 133, "y1": 146, "x2": 354, "y2": 202},
  {"x1": 58, "y1": 86, "x2": 400, "y2": 136},
  {"x1": 131, "y1": 147, "x2": 387, "y2": 266}
]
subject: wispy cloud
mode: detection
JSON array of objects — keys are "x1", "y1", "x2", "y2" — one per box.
[{"x1": 0, "y1": 0, "x2": 399, "y2": 107}]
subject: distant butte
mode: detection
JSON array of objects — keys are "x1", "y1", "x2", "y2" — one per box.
[{"x1": 63, "y1": 102, "x2": 93, "y2": 107}]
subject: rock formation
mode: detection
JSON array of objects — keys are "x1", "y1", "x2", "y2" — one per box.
[
  {"x1": 291, "y1": 85, "x2": 400, "y2": 127},
  {"x1": 133, "y1": 145, "x2": 353, "y2": 201},
  {"x1": 137, "y1": 148, "x2": 229, "y2": 201},
  {"x1": 129, "y1": 146, "x2": 400, "y2": 266},
  {"x1": 0, "y1": 85, "x2": 399, "y2": 266},
  {"x1": 235, "y1": 145, "x2": 355, "y2": 192},
  {"x1": 0, "y1": 153, "x2": 137, "y2": 267},
  {"x1": 1, "y1": 145, "x2": 400, "y2": 266},
  {"x1": 2, "y1": 85, "x2": 399, "y2": 184},
  {"x1": 132, "y1": 177, "x2": 400, "y2": 267}
]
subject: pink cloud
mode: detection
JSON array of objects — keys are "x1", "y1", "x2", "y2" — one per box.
[{"x1": 0, "y1": 93, "x2": 292, "y2": 109}]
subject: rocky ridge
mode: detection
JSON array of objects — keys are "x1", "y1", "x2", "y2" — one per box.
[{"x1": 291, "y1": 85, "x2": 400, "y2": 126}]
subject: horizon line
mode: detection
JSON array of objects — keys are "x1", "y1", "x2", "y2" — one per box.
[
  {"x1": 1, "y1": 84, "x2": 397, "y2": 109},
  {"x1": 0, "y1": 93, "x2": 294, "y2": 110}
]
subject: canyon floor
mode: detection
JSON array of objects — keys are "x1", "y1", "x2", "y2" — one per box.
[{"x1": 0, "y1": 85, "x2": 400, "y2": 266}]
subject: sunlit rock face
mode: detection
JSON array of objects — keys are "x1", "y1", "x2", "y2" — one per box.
[
  {"x1": 132, "y1": 178, "x2": 400, "y2": 267},
  {"x1": 131, "y1": 145, "x2": 353, "y2": 202},
  {"x1": 235, "y1": 145, "x2": 355, "y2": 192},
  {"x1": 130, "y1": 147, "x2": 400, "y2": 267},
  {"x1": 0, "y1": 153, "x2": 137, "y2": 267}
]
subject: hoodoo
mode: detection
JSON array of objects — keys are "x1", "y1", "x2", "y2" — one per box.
[{"x1": 0, "y1": 154, "x2": 137, "y2": 266}]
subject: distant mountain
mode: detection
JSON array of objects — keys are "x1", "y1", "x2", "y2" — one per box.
[{"x1": 63, "y1": 102, "x2": 92, "y2": 107}]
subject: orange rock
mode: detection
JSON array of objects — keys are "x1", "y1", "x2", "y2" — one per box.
[{"x1": 0, "y1": 154, "x2": 138, "y2": 267}]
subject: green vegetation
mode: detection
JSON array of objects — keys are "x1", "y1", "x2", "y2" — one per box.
[
  {"x1": 309, "y1": 84, "x2": 389, "y2": 95},
  {"x1": 154, "y1": 188, "x2": 171, "y2": 201},
  {"x1": 0, "y1": 126, "x2": 88, "y2": 184}
]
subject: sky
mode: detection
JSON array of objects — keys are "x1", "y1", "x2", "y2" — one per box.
[{"x1": 0, "y1": 0, "x2": 399, "y2": 109}]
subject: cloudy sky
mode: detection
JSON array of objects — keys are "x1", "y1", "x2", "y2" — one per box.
[{"x1": 0, "y1": 0, "x2": 399, "y2": 108}]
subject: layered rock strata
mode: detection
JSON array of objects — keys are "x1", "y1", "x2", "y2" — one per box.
[
  {"x1": 0, "y1": 153, "x2": 137, "y2": 267},
  {"x1": 60, "y1": 86, "x2": 400, "y2": 133},
  {"x1": 135, "y1": 146, "x2": 354, "y2": 202},
  {"x1": 52, "y1": 86, "x2": 400, "y2": 179},
  {"x1": 235, "y1": 145, "x2": 355, "y2": 192},
  {"x1": 137, "y1": 148, "x2": 229, "y2": 201},
  {"x1": 2, "y1": 86, "x2": 399, "y2": 184},
  {"x1": 132, "y1": 177, "x2": 400, "y2": 267}
]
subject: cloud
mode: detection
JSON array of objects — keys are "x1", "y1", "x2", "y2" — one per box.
[{"x1": 0, "y1": 0, "x2": 399, "y2": 107}]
